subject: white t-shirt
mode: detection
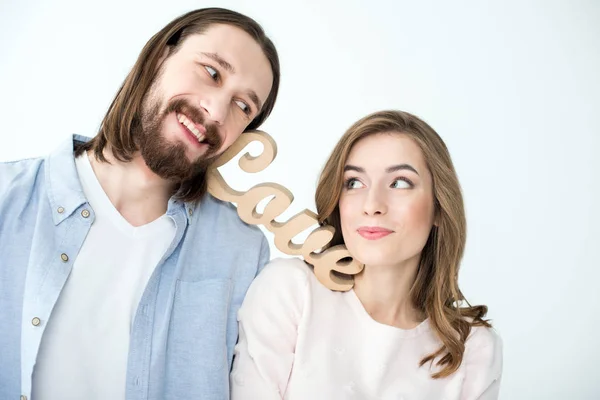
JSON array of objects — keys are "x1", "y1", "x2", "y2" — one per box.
[
  {"x1": 32, "y1": 152, "x2": 176, "y2": 400},
  {"x1": 231, "y1": 258, "x2": 503, "y2": 400}
]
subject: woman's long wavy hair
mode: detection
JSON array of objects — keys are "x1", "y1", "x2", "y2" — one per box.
[{"x1": 315, "y1": 110, "x2": 491, "y2": 378}]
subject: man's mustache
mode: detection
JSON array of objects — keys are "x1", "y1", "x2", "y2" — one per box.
[{"x1": 164, "y1": 99, "x2": 222, "y2": 152}]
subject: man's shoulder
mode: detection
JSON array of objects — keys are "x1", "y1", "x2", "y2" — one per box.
[
  {"x1": 0, "y1": 136, "x2": 81, "y2": 192},
  {"x1": 0, "y1": 156, "x2": 45, "y2": 171},
  {"x1": 0, "y1": 156, "x2": 46, "y2": 192},
  {"x1": 0, "y1": 136, "x2": 88, "y2": 217}
]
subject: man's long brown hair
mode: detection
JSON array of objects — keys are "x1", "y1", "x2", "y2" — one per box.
[
  {"x1": 77, "y1": 8, "x2": 280, "y2": 201},
  {"x1": 315, "y1": 110, "x2": 491, "y2": 378}
]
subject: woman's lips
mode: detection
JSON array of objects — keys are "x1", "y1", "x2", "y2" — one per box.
[{"x1": 357, "y1": 226, "x2": 394, "y2": 240}]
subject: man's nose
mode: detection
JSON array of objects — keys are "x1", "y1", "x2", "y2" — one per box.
[{"x1": 199, "y1": 91, "x2": 230, "y2": 125}]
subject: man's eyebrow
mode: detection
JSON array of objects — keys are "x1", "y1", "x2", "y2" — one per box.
[
  {"x1": 247, "y1": 90, "x2": 262, "y2": 113},
  {"x1": 202, "y1": 52, "x2": 263, "y2": 113},
  {"x1": 202, "y1": 52, "x2": 234, "y2": 73}
]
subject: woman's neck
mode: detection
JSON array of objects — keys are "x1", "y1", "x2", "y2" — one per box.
[{"x1": 352, "y1": 255, "x2": 425, "y2": 329}]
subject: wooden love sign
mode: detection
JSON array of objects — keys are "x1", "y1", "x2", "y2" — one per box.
[{"x1": 206, "y1": 130, "x2": 364, "y2": 291}]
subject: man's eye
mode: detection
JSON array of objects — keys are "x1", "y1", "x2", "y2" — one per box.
[
  {"x1": 235, "y1": 100, "x2": 251, "y2": 115},
  {"x1": 205, "y1": 65, "x2": 219, "y2": 81}
]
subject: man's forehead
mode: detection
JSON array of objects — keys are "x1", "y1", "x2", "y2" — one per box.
[{"x1": 182, "y1": 25, "x2": 253, "y2": 55}]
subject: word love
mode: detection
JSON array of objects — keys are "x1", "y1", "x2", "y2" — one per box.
[{"x1": 206, "y1": 130, "x2": 363, "y2": 291}]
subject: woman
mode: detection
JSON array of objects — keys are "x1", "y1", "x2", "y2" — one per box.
[{"x1": 230, "y1": 110, "x2": 502, "y2": 399}]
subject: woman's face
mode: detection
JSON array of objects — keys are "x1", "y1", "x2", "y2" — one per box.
[{"x1": 339, "y1": 133, "x2": 436, "y2": 268}]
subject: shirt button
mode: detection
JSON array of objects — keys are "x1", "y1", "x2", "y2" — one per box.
[
  {"x1": 31, "y1": 317, "x2": 41, "y2": 326},
  {"x1": 21, "y1": 395, "x2": 28, "y2": 400},
  {"x1": 188, "y1": 208, "x2": 193, "y2": 217},
  {"x1": 57, "y1": 207, "x2": 64, "y2": 214},
  {"x1": 60, "y1": 253, "x2": 69, "y2": 262},
  {"x1": 81, "y1": 209, "x2": 90, "y2": 218}
]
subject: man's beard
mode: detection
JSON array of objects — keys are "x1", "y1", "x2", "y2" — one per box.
[{"x1": 135, "y1": 97, "x2": 223, "y2": 184}]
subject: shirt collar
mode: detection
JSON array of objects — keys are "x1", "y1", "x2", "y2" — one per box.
[
  {"x1": 45, "y1": 135, "x2": 90, "y2": 225},
  {"x1": 46, "y1": 135, "x2": 197, "y2": 225}
]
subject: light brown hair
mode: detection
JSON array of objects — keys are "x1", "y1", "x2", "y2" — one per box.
[
  {"x1": 77, "y1": 8, "x2": 280, "y2": 200},
  {"x1": 316, "y1": 110, "x2": 491, "y2": 378}
]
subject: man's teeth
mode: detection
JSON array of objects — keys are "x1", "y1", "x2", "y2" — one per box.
[{"x1": 177, "y1": 114, "x2": 206, "y2": 143}]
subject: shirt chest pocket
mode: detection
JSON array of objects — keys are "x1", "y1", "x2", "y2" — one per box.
[{"x1": 168, "y1": 278, "x2": 232, "y2": 374}]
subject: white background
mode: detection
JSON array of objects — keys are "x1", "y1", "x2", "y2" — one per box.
[{"x1": 1, "y1": 0, "x2": 598, "y2": 398}]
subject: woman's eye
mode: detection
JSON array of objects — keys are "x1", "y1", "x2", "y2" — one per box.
[
  {"x1": 345, "y1": 178, "x2": 364, "y2": 189},
  {"x1": 391, "y1": 178, "x2": 412, "y2": 189},
  {"x1": 205, "y1": 65, "x2": 219, "y2": 81},
  {"x1": 235, "y1": 100, "x2": 250, "y2": 115}
]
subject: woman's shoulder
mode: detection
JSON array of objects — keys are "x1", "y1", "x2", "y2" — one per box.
[
  {"x1": 466, "y1": 323, "x2": 502, "y2": 350},
  {"x1": 463, "y1": 323, "x2": 503, "y2": 370},
  {"x1": 466, "y1": 325, "x2": 502, "y2": 349},
  {"x1": 240, "y1": 258, "x2": 315, "y2": 320},
  {"x1": 261, "y1": 256, "x2": 313, "y2": 276},
  {"x1": 253, "y1": 257, "x2": 314, "y2": 290}
]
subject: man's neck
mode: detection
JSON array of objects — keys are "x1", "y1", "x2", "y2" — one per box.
[{"x1": 87, "y1": 150, "x2": 176, "y2": 227}]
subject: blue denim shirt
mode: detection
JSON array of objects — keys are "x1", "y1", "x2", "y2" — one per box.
[{"x1": 0, "y1": 135, "x2": 269, "y2": 400}]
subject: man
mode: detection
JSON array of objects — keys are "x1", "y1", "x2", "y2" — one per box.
[{"x1": 0, "y1": 8, "x2": 280, "y2": 400}]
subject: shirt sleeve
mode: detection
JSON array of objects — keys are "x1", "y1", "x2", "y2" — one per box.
[
  {"x1": 230, "y1": 258, "x2": 310, "y2": 400},
  {"x1": 460, "y1": 328, "x2": 504, "y2": 400}
]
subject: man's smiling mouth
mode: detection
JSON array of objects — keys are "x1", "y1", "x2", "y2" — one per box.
[{"x1": 177, "y1": 113, "x2": 206, "y2": 143}]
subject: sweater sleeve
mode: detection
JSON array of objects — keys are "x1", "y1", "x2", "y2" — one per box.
[
  {"x1": 230, "y1": 257, "x2": 310, "y2": 400},
  {"x1": 460, "y1": 327, "x2": 503, "y2": 400}
]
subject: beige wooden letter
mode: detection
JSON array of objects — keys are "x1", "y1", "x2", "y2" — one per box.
[{"x1": 207, "y1": 130, "x2": 363, "y2": 291}]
